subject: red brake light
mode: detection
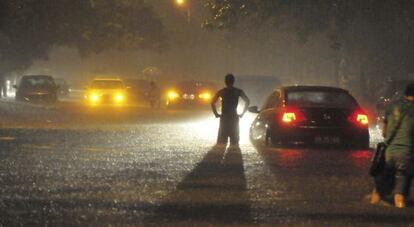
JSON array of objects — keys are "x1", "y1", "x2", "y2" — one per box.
[
  {"x1": 281, "y1": 108, "x2": 305, "y2": 124},
  {"x1": 357, "y1": 114, "x2": 369, "y2": 125},
  {"x1": 349, "y1": 110, "x2": 369, "y2": 126},
  {"x1": 282, "y1": 112, "x2": 297, "y2": 123}
]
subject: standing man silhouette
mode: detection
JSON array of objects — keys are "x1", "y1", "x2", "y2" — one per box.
[{"x1": 211, "y1": 74, "x2": 250, "y2": 146}]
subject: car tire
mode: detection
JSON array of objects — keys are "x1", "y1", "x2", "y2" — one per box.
[{"x1": 268, "y1": 129, "x2": 280, "y2": 147}]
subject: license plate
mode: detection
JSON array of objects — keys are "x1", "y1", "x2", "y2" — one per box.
[{"x1": 314, "y1": 136, "x2": 341, "y2": 144}]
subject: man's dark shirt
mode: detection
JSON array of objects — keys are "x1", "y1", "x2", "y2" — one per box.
[{"x1": 214, "y1": 87, "x2": 247, "y2": 116}]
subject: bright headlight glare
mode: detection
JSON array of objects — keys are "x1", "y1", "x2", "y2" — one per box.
[
  {"x1": 115, "y1": 94, "x2": 124, "y2": 102},
  {"x1": 199, "y1": 92, "x2": 211, "y2": 100},
  {"x1": 168, "y1": 91, "x2": 179, "y2": 99},
  {"x1": 90, "y1": 94, "x2": 99, "y2": 102}
]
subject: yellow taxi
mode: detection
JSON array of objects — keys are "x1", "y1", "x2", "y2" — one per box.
[{"x1": 85, "y1": 78, "x2": 128, "y2": 106}]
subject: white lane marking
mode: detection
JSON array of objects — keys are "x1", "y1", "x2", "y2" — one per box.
[{"x1": 0, "y1": 136, "x2": 16, "y2": 141}]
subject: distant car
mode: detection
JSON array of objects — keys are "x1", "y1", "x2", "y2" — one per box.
[
  {"x1": 165, "y1": 80, "x2": 217, "y2": 108},
  {"x1": 84, "y1": 78, "x2": 128, "y2": 106},
  {"x1": 249, "y1": 86, "x2": 370, "y2": 148},
  {"x1": 55, "y1": 78, "x2": 70, "y2": 98},
  {"x1": 14, "y1": 75, "x2": 58, "y2": 103}
]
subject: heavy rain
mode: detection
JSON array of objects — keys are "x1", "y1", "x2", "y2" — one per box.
[{"x1": 0, "y1": 0, "x2": 414, "y2": 226}]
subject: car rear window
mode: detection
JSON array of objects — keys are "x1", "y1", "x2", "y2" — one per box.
[
  {"x1": 21, "y1": 77, "x2": 55, "y2": 87},
  {"x1": 175, "y1": 82, "x2": 215, "y2": 92},
  {"x1": 90, "y1": 80, "x2": 124, "y2": 89},
  {"x1": 286, "y1": 90, "x2": 358, "y2": 108}
]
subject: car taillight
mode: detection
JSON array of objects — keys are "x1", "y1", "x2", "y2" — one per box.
[
  {"x1": 349, "y1": 110, "x2": 369, "y2": 126},
  {"x1": 356, "y1": 114, "x2": 369, "y2": 125},
  {"x1": 281, "y1": 108, "x2": 305, "y2": 124},
  {"x1": 282, "y1": 112, "x2": 297, "y2": 123}
]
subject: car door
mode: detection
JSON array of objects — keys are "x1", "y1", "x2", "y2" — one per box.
[{"x1": 250, "y1": 90, "x2": 281, "y2": 142}]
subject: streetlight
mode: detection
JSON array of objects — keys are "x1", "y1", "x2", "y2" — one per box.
[
  {"x1": 174, "y1": 0, "x2": 190, "y2": 23},
  {"x1": 175, "y1": 0, "x2": 185, "y2": 6}
]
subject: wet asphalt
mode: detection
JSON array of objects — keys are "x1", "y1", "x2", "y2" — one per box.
[{"x1": 0, "y1": 100, "x2": 413, "y2": 226}]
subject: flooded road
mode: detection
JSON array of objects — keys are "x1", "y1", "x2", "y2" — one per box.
[{"x1": 0, "y1": 100, "x2": 412, "y2": 226}]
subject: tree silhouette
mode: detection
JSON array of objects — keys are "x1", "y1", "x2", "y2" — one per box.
[{"x1": 0, "y1": 0, "x2": 167, "y2": 74}]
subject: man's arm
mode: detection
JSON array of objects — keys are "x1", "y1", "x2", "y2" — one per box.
[
  {"x1": 239, "y1": 90, "x2": 250, "y2": 117},
  {"x1": 211, "y1": 92, "x2": 221, "y2": 118}
]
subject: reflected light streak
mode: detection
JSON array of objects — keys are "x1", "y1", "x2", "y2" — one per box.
[
  {"x1": 351, "y1": 150, "x2": 372, "y2": 159},
  {"x1": 350, "y1": 149, "x2": 372, "y2": 168},
  {"x1": 279, "y1": 149, "x2": 304, "y2": 159}
]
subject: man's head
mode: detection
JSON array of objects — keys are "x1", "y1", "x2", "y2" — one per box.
[
  {"x1": 225, "y1": 74, "x2": 235, "y2": 87},
  {"x1": 405, "y1": 82, "x2": 414, "y2": 101}
]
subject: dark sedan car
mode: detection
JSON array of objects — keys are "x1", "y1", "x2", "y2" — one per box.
[
  {"x1": 249, "y1": 86, "x2": 369, "y2": 148},
  {"x1": 14, "y1": 75, "x2": 58, "y2": 103},
  {"x1": 165, "y1": 80, "x2": 217, "y2": 108}
]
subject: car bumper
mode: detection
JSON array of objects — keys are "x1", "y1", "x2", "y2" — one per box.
[
  {"x1": 17, "y1": 94, "x2": 57, "y2": 102},
  {"x1": 166, "y1": 99, "x2": 210, "y2": 108},
  {"x1": 270, "y1": 125, "x2": 369, "y2": 147}
]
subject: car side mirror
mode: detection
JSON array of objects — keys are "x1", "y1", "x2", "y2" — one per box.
[{"x1": 248, "y1": 106, "x2": 260, "y2": 113}]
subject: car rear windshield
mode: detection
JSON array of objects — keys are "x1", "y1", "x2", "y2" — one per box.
[
  {"x1": 90, "y1": 80, "x2": 124, "y2": 89},
  {"x1": 176, "y1": 81, "x2": 215, "y2": 91},
  {"x1": 286, "y1": 90, "x2": 358, "y2": 108},
  {"x1": 21, "y1": 77, "x2": 55, "y2": 87}
]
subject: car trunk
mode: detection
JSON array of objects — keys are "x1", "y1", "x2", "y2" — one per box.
[{"x1": 297, "y1": 107, "x2": 353, "y2": 128}]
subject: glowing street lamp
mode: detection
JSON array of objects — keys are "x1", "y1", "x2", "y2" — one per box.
[
  {"x1": 174, "y1": 0, "x2": 190, "y2": 23},
  {"x1": 175, "y1": 0, "x2": 185, "y2": 6}
]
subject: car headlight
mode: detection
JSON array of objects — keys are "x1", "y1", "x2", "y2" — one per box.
[
  {"x1": 198, "y1": 92, "x2": 211, "y2": 100},
  {"x1": 115, "y1": 94, "x2": 124, "y2": 102},
  {"x1": 90, "y1": 93, "x2": 99, "y2": 102},
  {"x1": 167, "y1": 90, "x2": 179, "y2": 100}
]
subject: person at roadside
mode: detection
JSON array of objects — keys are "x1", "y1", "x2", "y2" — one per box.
[
  {"x1": 211, "y1": 74, "x2": 250, "y2": 146},
  {"x1": 370, "y1": 82, "x2": 414, "y2": 208},
  {"x1": 148, "y1": 81, "x2": 160, "y2": 108}
]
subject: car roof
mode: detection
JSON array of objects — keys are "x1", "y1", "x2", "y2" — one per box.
[
  {"x1": 281, "y1": 85, "x2": 350, "y2": 93},
  {"x1": 175, "y1": 80, "x2": 217, "y2": 87}
]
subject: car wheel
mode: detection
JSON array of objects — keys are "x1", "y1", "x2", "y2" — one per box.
[{"x1": 267, "y1": 129, "x2": 279, "y2": 147}]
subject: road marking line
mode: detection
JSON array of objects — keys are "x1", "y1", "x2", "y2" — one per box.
[
  {"x1": 0, "y1": 136, "x2": 16, "y2": 141},
  {"x1": 22, "y1": 144, "x2": 55, "y2": 150}
]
